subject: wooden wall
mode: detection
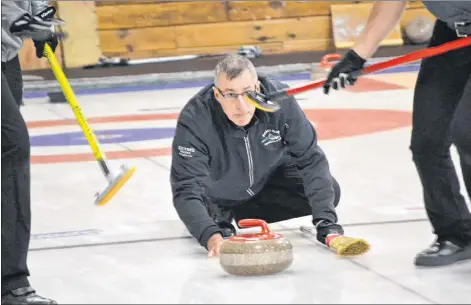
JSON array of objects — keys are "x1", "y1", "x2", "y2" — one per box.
[{"x1": 19, "y1": 1, "x2": 434, "y2": 71}]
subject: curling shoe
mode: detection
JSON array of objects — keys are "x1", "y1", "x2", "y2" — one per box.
[
  {"x1": 1, "y1": 287, "x2": 57, "y2": 304},
  {"x1": 414, "y1": 239, "x2": 471, "y2": 267}
]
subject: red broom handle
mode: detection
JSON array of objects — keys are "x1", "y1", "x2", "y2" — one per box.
[{"x1": 285, "y1": 36, "x2": 471, "y2": 96}]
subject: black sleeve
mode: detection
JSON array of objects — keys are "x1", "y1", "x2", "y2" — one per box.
[
  {"x1": 280, "y1": 97, "x2": 339, "y2": 225},
  {"x1": 170, "y1": 115, "x2": 223, "y2": 248}
]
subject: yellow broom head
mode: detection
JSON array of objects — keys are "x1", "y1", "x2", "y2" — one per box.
[
  {"x1": 327, "y1": 234, "x2": 371, "y2": 256},
  {"x1": 95, "y1": 165, "x2": 136, "y2": 206}
]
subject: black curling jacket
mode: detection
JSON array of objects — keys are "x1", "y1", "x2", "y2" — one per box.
[{"x1": 170, "y1": 76, "x2": 336, "y2": 248}]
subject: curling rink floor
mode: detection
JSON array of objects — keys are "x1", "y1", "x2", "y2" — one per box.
[{"x1": 22, "y1": 64, "x2": 470, "y2": 304}]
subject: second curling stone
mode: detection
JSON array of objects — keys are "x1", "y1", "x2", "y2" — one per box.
[
  {"x1": 311, "y1": 53, "x2": 341, "y2": 80},
  {"x1": 219, "y1": 219, "x2": 293, "y2": 276}
]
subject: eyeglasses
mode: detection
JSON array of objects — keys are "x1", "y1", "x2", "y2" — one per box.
[{"x1": 214, "y1": 84, "x2": 259, "y2": 101}]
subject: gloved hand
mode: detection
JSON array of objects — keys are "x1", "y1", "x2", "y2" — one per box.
[
  {"x1": 9, "y1": 6, "x2": 64, "y2": 53},
  {"x1": 323, "y1": 49, "x2": 367, "y2": 94},
  {"x1": 32, "y1": 6, "x2": 60, "y2": 58},
  {"x1": 314, "y1": 219, "x2": 344, "y2": 244},
  {"x1": 33, "y1": 33, "x2": 58, "y2": 58}
]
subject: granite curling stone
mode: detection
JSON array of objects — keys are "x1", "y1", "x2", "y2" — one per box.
[
  {"x1": 404, "y1": 16, "x2": 434, "y2": 44},
  {"x1": 310, "y1": 53, "x2": 341, "y2": 80},
  {"x1": 219, "y1": 219, "x2": 293, "y2": 276}
]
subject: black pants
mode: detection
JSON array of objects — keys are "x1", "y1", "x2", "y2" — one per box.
[
  {"x1": 1, "y1": 71, "x2": 32, "y2": 295},
  {"x1": 210, "y1": 164, "x2": 342, "y2": 240},
  {"x1": 1, "y1": 56, "x2": 24, "y2": 107},
  {"x1": 410, "y1": 20, "x2": 471, "y2": 247}
]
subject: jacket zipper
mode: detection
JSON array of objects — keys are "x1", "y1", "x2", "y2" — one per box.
[{"x1": 243, "y1": 134, "x2": 255, "y2": 195}]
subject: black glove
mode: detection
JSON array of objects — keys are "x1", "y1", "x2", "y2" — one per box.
[
  {"x1": 33, "y1": 33, "x2": 58, "y2": 58},
  {"x1": 10, "y1": 7, "x2": 64, "y2": 39},
  {"x1": 33, "y1": 6, "x2": 60, "y2": 58},
  {"x1": 10, "y1": 6, "x2": 64, "y2": 57},
  {"x1": 314, "y1": 219, "x2": 344, "y2": 244},
  {"x1": 323, "y1": 49, "x2": 367, "y2": 95}
]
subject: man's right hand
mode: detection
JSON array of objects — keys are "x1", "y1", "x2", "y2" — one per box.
[
  {"x1": 323, "y1": 1, "x2": 407, "y2": 95},
  {"x1": 322, "y1": 49, "x2": 366, "y2": 95},
  {"x1": 207, "y1": 233, "x2": 225, "y2": 257}
]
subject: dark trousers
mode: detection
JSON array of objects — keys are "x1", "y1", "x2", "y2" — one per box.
[
  {"x1": 1, "y1": 56, "x2": 24, "y2": 107},
  {"x1": 410, "y1": 20, "x2": 471, "y2": 247},
  {"x1": 1, "y1": 71, "x2": 32, "y2": 295},
  {"x1": 210, "y1": 164, "x2": 342, "y2": 240}
]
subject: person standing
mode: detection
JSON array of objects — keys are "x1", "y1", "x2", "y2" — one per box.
[
  {"x1": 2, "y1": 1, "x2": 61, "y2": 303},
  {"x1": 323, "y1": 1, "x2": 471, "y2": 267}
]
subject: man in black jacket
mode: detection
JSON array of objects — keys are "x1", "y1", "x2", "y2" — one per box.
[{"x1": 170, "y1": 54, "x2": 369, "y2": 257}]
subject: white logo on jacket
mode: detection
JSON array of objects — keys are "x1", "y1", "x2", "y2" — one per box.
[
  {"x1": 261, "y1": 129, "x2": 281, "y2": 146},
  {"x1": 178, "y1": 146, "x2": 195, "y2": 158}
]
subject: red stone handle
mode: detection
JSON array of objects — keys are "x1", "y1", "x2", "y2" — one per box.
[
  {"x1": 238, "y1": 219, "x2": 270, "y2": 234},
  {"x1": 230, "y1": 219, "x2": 282, "y2": 241},
  {"x1": 320, "y1": 53, "x2": 341, "y2": 67}
]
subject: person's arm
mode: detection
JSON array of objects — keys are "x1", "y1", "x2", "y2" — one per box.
[
  {"x1": 31, "y1": 1, "x2": 50, "y2": 15},
  {"x1": 322, "y1": 1, "x2": 408, "y2": 94},
  {"x1": 30, "y1": 1, "x2": 60, "y2": 58},
  {"x1": 280, "y1": 93, "x2": 338, "y2": 225},
  {"x1": 352, "y1": 1, "x2": 408, "y2": 59},
  {"x1": 1, "y1": 2, "x2": 30, "y2": 30},
  {"x1": 170, "y1": 113, "x2": 223, "y2": 249}
]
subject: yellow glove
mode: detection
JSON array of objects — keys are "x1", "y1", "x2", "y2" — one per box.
[{"x1": 326, "y1": 234, "x2": 370, "y2": 256}]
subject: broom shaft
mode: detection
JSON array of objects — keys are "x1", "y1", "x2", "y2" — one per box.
[{"x1": 43, "y1": 44, "x2": 111, "y2": 176}]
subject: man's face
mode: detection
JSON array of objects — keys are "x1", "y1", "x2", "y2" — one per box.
[{"x1": 213, "y1": 69, "x2": 258, "y2": 127}]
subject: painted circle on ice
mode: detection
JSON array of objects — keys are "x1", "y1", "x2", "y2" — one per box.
[{"x1": 27, "y1": 109, "x2": 411, "y2": 164}]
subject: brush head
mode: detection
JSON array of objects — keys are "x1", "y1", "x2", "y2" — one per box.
[
  {"x1": 326, "y1": 235, "x2": 371, "y2": 256},
  {"x1": 245, "y1": 91, "x2": 281, "y2": 113},
  {"x1": 245, "y1": 88, "x2": 294, "y2": 113},
  {"x1": 94, "y1": 165, "x2": 136, "y2": 206}
]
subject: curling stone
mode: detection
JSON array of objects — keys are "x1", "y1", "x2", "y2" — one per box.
[
  {"x1": 310, "y1": 53, "x2": 341, "y2": 80},
  {"x1": 404, "y1": 16, "x2": 434, "y2": 44},
  {"x1": 219, "y1": 219, "x2": 293, "y2": 276}
]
